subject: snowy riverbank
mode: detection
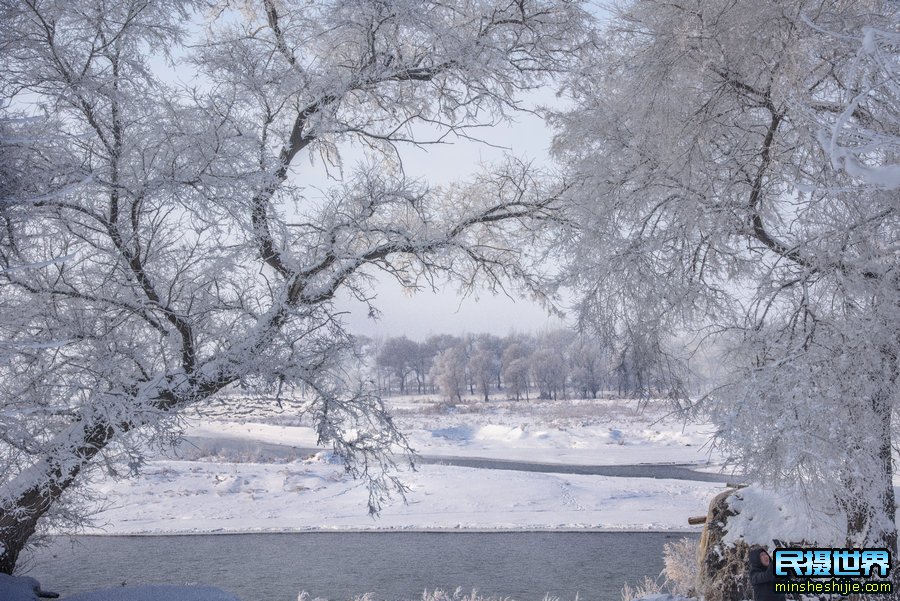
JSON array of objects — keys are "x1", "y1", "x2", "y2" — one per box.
[{"x1": 76, "y1": 397, "x2": 729, "y2": 535}]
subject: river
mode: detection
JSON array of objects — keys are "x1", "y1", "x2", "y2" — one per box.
[{"x1": 28, "y1": 531, "x2": 698, "y2": 601}]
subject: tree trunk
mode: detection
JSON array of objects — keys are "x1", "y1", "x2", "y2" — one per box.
[
  {"x1": 0, "y1": 376, "x2": 232, "y2": 574},
  {"x1": 840, "y1": 386, "x2": 898, "y2": 600},
  {"x1": 0, "y1": 420, "x2": 115, "y2": 574}
]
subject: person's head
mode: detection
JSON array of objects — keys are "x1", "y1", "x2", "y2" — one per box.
[{"x1": 749, "y1": 546, "x2": 770, "y2": 569}]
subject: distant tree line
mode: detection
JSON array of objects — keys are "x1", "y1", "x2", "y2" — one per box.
[{"x1": 358, "y1": 329, "x2": 685, "y2": 401}]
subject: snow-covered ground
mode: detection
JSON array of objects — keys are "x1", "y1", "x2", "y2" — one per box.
[
  {"x1": 79, "y1": 396, "x2": 729, "y2": 535},
  {"x1": 188, "y1": 396, "x2": 719, "y2": 466}
]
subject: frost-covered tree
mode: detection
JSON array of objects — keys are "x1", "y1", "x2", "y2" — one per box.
[
  {"x1": 554, "y1": 0, "x2": 899, "y2": 554},
  {"x1": 376, "y1": 336, "x2": 419, "y2": 395},
  {"x1": 468, "y1": 348, "x2": 494, "y2": 401},
  {"x1": 567, "y1": 335, "x2": 604, "y2": 399},
  {"x1": 0, "y1": 0, "x2": 586, "y2": 573},
  {"x1": 530, "y1": 330, "x2": 571, "y2": 400},
  {"x1": 468, "y1": 334, "x2": 503, "y2": 401},
  {"x1": 408, "y1": 340, "x2": 436, "y2": 396},
  {"x1": 421, "y1": 334, "x2": 460, "y2": 394},
  {"x1": 476, "y1": 333, "x2": 505, "y2": 391},
  {"x1": 610, "y1": 329, "x2": 686, "y2": 401},
  {"x1": 430, "y1": 345, "x2": 468, "y2": 402},
  {"x1": 530, "y1": 347, "x2": 565, "y2": 400},
  {"x1": 501, "y1": 337, "x2": 532, "y2": 400}
]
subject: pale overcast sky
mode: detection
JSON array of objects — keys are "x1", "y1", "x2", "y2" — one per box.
[
  {"x1": 328, "y1": 89, "x2": 572, "y2": 340},
  {"x1": 336, "y1": 281, "x2": 569, "y2": 341}
]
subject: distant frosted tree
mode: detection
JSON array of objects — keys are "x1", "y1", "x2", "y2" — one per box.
[
  {"x1": 466, "y1": 348, "x2": 492, "y2": 401},
  {"x1": 376, "y1": 336, "x2": 419, "y2": 395},
  {"x1": 422, "y1": 334, "x2": 460, "y2": 394},
  {"x1": 530, "y1": 330, "x2": 571, "y2": 400},
  {"x1": 476, "y1": 333, "x2": 505, "y2": 391},
  {"x1": 430, "y1": 345, "x2": 468, "y2": 403},
  {"x1": 530, "y1": 348, "x2": 565, "y2": 400},
  {"x1": 467, "y1": 334, "x2": 503, "y2": 401},
  {"x1": 408, "y1": 340, "x2": 436, "y2": 396},
  {"x1": 611, "y1": 330, "x2": 687, "y2": 401},
  {"x1": 501, "y1": 339, "x2": 532, "y2": 400},
  {"x1": 554, "y1": 0, "x2": 899, "y2": 554},
  {"x1": 567, "y1": 336, "x2": 605, "y2": 399},
  {"x1": 0, "y1": 0, "x2": 587, "y2": 573}
]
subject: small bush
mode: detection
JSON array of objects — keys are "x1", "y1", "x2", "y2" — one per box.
[
  {"x1": 422, "y1": 589, "x2": 503, "y2": 601},
  {"x1": 619, "y1": 537, "x2": 700, "y2": 601},
  {"x1": 662, "y1": 537, "x2": 699, "y2": 597},
  {"x1": 620, "y1": 576, "x2": 664, "y2": 601}
]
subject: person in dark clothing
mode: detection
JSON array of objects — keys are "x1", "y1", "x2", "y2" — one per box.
[{"x1": 748, "y1": 546, "x2": 786, "y2": 601}]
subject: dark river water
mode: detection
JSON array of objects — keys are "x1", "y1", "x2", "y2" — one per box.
[{"x1": 26, "y1": 532, "x2": 698, "y2": 601}]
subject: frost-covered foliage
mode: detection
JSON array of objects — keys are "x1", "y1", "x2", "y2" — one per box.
[
  {"x1": 0, "y1": 0, "x2": 589, "y2": 573},
  {"x1": 620, "y1": 576, "x2": 664, "y2": 601},
  {"x1": 417, "y1": 589, "x2": 516, "y2": 601},
  {"x1": 619, "y1": 538, "x2": 699, "y2": 601},
  {"x1": 430, "y1": 345, "x2": 469, "y2": 403},
  {"x1": 815, "y1": 23, "x2": 900, "y2": 188},
  {"x1": 661, "y1": 537, "x2": 699, "y2": 599},
  {"x1": 553, "y1": 0, "x2": 900, "y2": 552}
]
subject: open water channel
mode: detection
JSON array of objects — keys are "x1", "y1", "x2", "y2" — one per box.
[{"x1": 28, "y1": 531, "x2": 700, "y2": 601}]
